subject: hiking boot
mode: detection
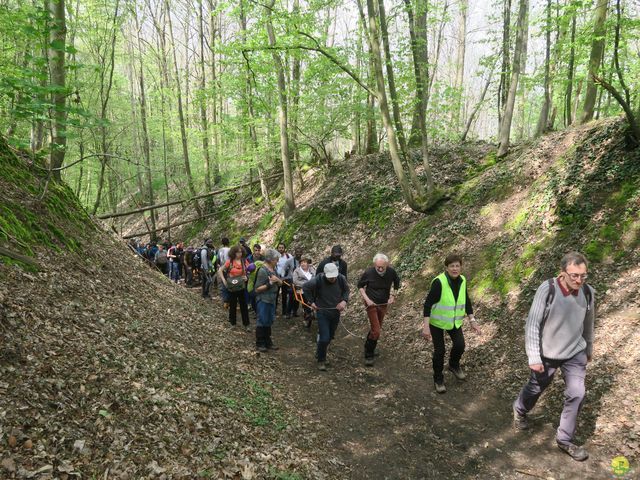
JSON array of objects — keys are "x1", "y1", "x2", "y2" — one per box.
[
  {"x1": 256, "y1": 345, "x2": 268, "y2": 353},
  {"x1": 557, "y1": 442, "x2": 589, "y2": 462},
  {"x1": 434, "y1": 381, "x2": 446, "y2": 394},
  {"x1": 513, "y1": 404, "x2": 529, "y2": 430},
  {"x1": 244, "y1": 325, "x2": 252, "y2": 332},
  {"x1": 448, "y1": 366, "x2": 467, "y2": 381},
  {"x1": 267, "y1": 344, "x2": 279, "y2": 351},
  {"x1": 318, "y1": 362, "x2": 327, "y2": 371},
  {"x1": 364, "y1": 357, "x2": 375, "y2": 367}
]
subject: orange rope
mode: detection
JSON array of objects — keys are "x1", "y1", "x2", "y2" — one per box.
[
  {"x1": 282, "y1": 280, "x2": 390, "y2": 310},
  {"x1": 282, "y1": 280, "x2": 324, "y2": 310}
]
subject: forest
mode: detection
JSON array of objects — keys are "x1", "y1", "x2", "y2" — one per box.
[
  {"x1": 1, "y1": 0, "x2": 639, "y2": 224},
  {"x1": 1, "y1": 0, "x2": 640, "y2": 479}
]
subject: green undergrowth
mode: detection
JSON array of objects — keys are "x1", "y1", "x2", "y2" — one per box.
[
  {"x1": 0, "y1": 136, "x2": 92, "y2": 269},
  {"x1": 395, "y1": 120, "x2": 640, "y2": 303},
  {"x1": 275, "y1": 182, "x2": 397, "y2": 246},
  {"x1": 277, "y1": 207, "x2": 333, "y2": 246},
  {"x1": 161, "y1": 351, "x2": 292, "y2": 431}
]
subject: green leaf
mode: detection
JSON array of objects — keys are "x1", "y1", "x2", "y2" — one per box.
[{"x1": 50, "y1": 39, "x2": 65, "y2": 51}]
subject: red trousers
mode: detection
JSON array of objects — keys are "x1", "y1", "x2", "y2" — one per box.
[{"x1": 365, "y1": 303, "x2": 388, "y2": 340}]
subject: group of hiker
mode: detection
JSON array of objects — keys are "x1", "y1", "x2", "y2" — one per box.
[{"x1": 129, "y1": 237, "x2": 596, "y2": 462}]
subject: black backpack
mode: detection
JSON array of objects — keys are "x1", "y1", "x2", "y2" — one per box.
[{"x1": 193, "y1": 249, "x2": 202, "y2": 269}]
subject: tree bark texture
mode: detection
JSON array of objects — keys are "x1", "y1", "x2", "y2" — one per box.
[
  {"x1": 48, "y1": 0, "x2": 67, "y2": 181},
  {"x1": 265, "y1": 0, "x2": 295, "y2": 218},
  {"x1": 365, "y1": 0, "x2": 432, "y2": 212},
  {"x1": 497, "y1": 0, "x2": 528, "y2": 158},
  {"x1": 165, "y1": 0, "x2": 202, "y2": 217},
  {"x1": 535, "y1": 0, "x2": 552, "y2": 137},
  {"x1": 580, "y1": 0, "x2": 608, "y2": 124},
  {"x1": 565, "y1": 9, "x2": 576, "y2": 126}
]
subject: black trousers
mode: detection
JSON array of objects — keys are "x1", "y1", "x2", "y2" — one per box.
[
  {"x1": 229, "y1": 290, "x2": 249, "y2": 326},
  {"x1": 430, "y1": 324, "x2": 465, "y2": 383},
  {"x1": 279, "y1": 284, "x2": 290, "y2": 315},
  {"x1": 287, "y1": 290, "x2": 299, "y2": 315}
]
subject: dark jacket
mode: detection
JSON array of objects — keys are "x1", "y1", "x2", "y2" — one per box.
[
  {"x1": 303, "y1": 273, "x2": 350, "y2": 310},
  {"x1": 317, "y1": 257, "x2": 348, "y2": 279}
]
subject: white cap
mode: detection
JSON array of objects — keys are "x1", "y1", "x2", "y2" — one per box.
[{"x1": 324, "y1": 263, "x2": 339, "y2": 278}]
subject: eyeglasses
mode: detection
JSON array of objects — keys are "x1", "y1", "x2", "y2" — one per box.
[{"x1": 565, "y1": 272, "x2": 588, "y2": 281}]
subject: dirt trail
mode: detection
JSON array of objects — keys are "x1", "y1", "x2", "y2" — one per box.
[{"x1": 259, "y1": 306, "x2": 617, "y2": 480}]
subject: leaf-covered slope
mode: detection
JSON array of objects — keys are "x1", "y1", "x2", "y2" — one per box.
[{"x1": 0, "y1": 141, "x2": 332, "y2": 478}]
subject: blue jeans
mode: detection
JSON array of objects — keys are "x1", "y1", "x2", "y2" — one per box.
[
  {"x1": 514, "y1": 350, "x2": 587, "y2": 444},
  {"x1": 256, "y1": 300, "x2": 276, "y2": 327},
  {"x1": 169, "y1": 262, "x2": 181, "y2": 282},
  {"x1": 316, "y1": 310, "x2": 340, "y2": 362},
  {"x1": 219, "y1": 282, "x2": 230, "y2": 302}
]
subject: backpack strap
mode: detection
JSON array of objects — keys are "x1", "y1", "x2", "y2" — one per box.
[{"x1": 582, "y1": 284, "x2": 592, "y2": 311}]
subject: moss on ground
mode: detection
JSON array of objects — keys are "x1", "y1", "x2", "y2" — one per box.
[
  {"x1": 0, "y1": 136, "x2": 93, "y2": 268},
  {"x1": 277, "y1": 207, "x2": 333, "y2": 246}
]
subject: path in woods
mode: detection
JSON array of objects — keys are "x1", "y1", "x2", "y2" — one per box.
[{"x1": 263, "y1": 309, "x2": 614, "y2": 480}]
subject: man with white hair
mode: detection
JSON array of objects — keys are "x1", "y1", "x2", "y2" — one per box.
[{"x1": 357, "y1": 253, "x2": 400, "y2": 366}]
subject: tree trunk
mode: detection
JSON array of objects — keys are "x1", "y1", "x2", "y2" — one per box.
[
  {"x1": 197, "y1": 0, "x2": 213, "y2": 205},
  {"x1": 265, "y1": 0, "x2": 295, "y2": 218},
  {"x1": 451, "y1": 0, "x2": 468, "y2": 132},
  {"x1": 580, "y1": 0, "x2": 608, "y2": 124},
  {"x1": 377, "y1": 0, "x2": 407, "y2": 157},
  {"x1": 592, "y1": 0, "x2": 639, "y2": 143},
  {"x1": 535, "y1": 0, "x2": 552, "y2": 137},
  {"x1": 573, "y1": 78, "x2": 583, "y2": 121},
  {"x1": 461, "y1": 66, "x2": 494, "y2": 142},
  {"x1": 240, "y1": 1, "x2": 271, "y2": 207},
  {"x1": 92, "y1": 0, "x2": 120, "y2": 214},
  {"x1": 291, "y1": 0, "x2": 304, "y2": 188},
  {"x1": 409, "y1": 2, "x2": 448, "y2": 145},
  {"x1": 402, "y1": 0, "x2": 435, "y2": 187},
  {"x1": 126, "y1": 34, "x2": 144, "y2": 214},
  {"x1": 207, "y1": 0, "x2": 221, "y2": 184},
  {"x1": 75, "y1": 140, "x2": 84, "y2": 197},
  {"x1": 165, "y1": 0, "x2": 202, "y2": 217},
  {"x1": 565, "y1": 9, "x2": 576, "y2": 126},
  {"x1": 133, "y1": 9, "x2": 157, "y2": 239},
  {"x1": 48, "y1": 0, "x2": 67, "y2": 181},
  {"x1": 355, "y1": 0, "x2": 378, "y2": 155},
  {"x1": 497, "y1": 0, "x2": 511, "y2": 127},
  {"x1": 365, "y1": 0, "x2": 434, "y2": 212},
  {"x1": 497, "y1": 0, "x2": 528, "y2": 158},
  {"x1": 408, "y1": 2, "x2": 428, "y2": 146},
  {"x1": 32, "y1": 2, "x2": 49, "y2": 153}
]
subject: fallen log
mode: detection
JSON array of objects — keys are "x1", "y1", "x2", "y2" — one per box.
[{"x1": 97, "y1": 173, "x2": 280, "y2": 220}]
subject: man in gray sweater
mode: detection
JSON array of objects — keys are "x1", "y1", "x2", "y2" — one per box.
[{"x1": 513, "y1": 252, "x2": 595, "y2": 462}]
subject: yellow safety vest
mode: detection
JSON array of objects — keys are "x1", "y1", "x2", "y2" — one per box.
[{"x1": 429, "y1": 272, "x2": 467, "y2": 330}]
